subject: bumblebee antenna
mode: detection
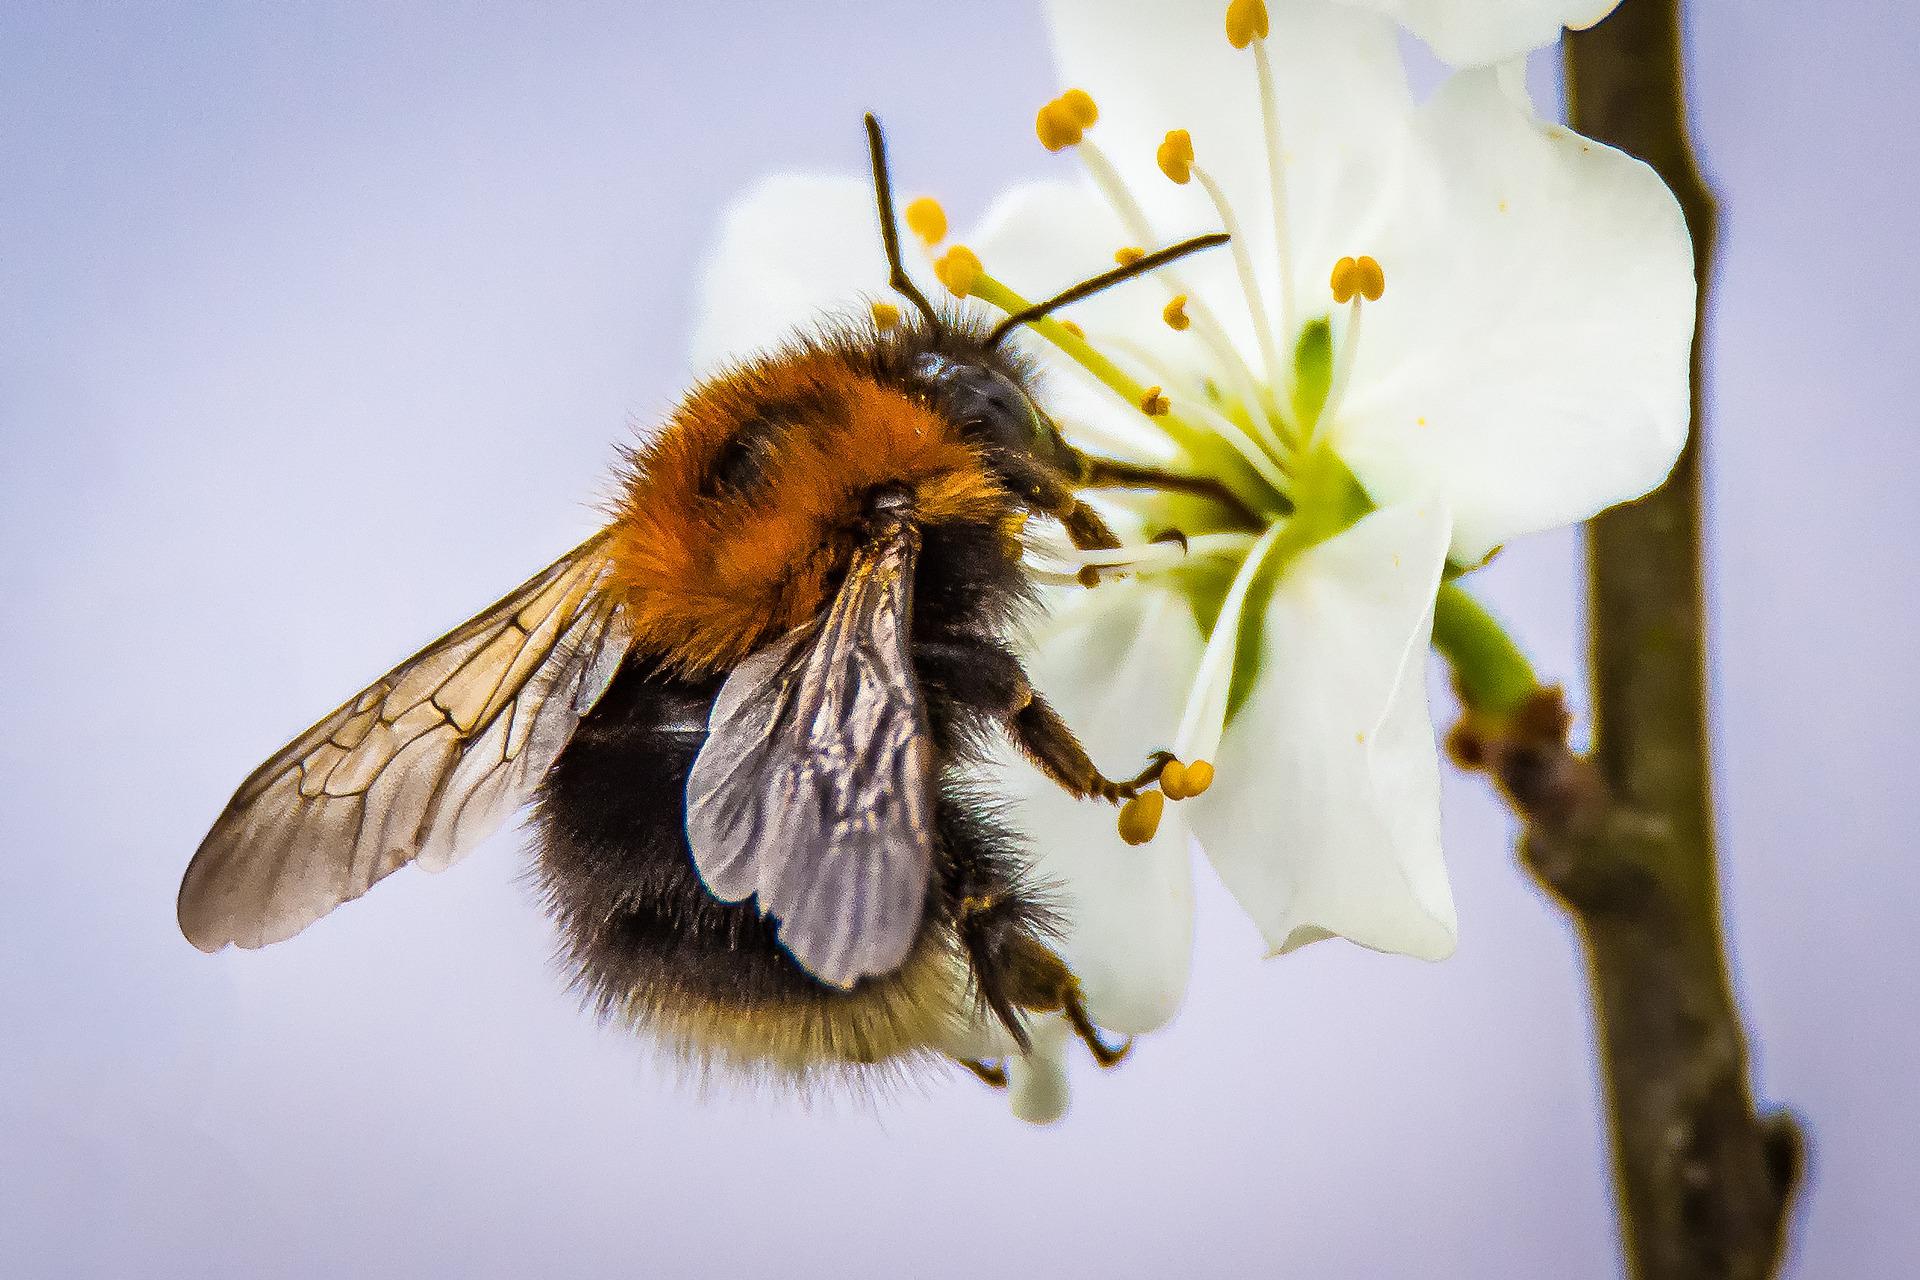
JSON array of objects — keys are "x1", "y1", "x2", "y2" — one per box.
[
  {"x1": 864, "y1": 114, "x2": 942, "y2": 331},
  {"x1": 984, "y1": 232, "x2": 1230, "y2": 349}
]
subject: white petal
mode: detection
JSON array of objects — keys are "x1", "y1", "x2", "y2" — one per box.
[
  {"x1": 998, "y1": 579, "x2": 1205, "y2": 1035},
  {"x1": 1186, "y1": 502, "x2": 1457, "y2": 960},
  {"x1": 1005, "y1": 1016, "x2": 1075, "y2": 1125},
  {"x1": 688, "y1": 174, "x2": 895, "y2": 373},
  {"x1": 1042, "y1": 0, "x2": 1414, "y2": 340},
  {"x1": 1341, "y1": 0, "x2": 1620, "y2": 67},
  {"x1": 1331, "y1": 69, "x2": 1694, "y2": 562},
  {"x1": 972, "y1": 179, "x2": 1158, "y2": 349}
]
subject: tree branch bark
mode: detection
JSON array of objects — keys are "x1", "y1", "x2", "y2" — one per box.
[{"x1": 1454, "y1": 2, "x2": 1803, "y2": 1275}]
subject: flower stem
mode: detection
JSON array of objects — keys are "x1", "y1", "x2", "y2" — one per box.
[
  {"x1": 1432, "y1": 584, "x2": 1536, "y2": 718},
  {"x1": 1457, "y1": 6, "x2": 1803, "y2": 1277}
]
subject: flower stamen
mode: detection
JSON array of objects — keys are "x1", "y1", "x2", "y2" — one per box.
[
  {"x1": 1220, "y1": 0, "x2": 1297, "y2": 343},
  {"x1": 1186, "y1": 148, "x2": 1285, "y2": 394},
  {"x1": 1156, "y1": 130, "x2": 1195, "y2": 185},
  {"x1": 1225, "y1": 0, "x2": 1269, "y2": 48},
  {"x1": 1098, "y1": 333, "x2": 1296, "y2": 493},
  {"x1": 934, "y1": 244, "x2": 982, "y2": 297},
  {"x1": 1329, "y1": 254, "x2": 1385, "y2": 304},
  {"x1": 1159, "y1": 757, "x2": 1216, "y2": 800},
  {"x1": 1036, "y1": 88, "x2": 1100, "y2": 152},
  {"x1": 1072, "y1": 136, "x2": 1287, "y2": 446},
  {"x1": 1162, "y1": 295, "x2": 1191, "y2": 330},
  {"x1": 1320, "y1": 255, "x2": 1385, "y2": 438},
  {"x1": 1031, "y1": 530, "x2": 1258, "y2": 574},
  {"x1": 871, "y1": 300, "x2": 901, "y2": 330}
]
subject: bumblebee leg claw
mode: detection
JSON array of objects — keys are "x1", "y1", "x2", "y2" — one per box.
[
  {"x1": 1064, "y1": 992, "x2": 1132, "y2": 1069},
  {"x1": 959, "y1": 1057, "x2": 1009, "y2": 1088},
  {"x1": 1090, "y1": 750, "x2": 1179, "y2": 803}
]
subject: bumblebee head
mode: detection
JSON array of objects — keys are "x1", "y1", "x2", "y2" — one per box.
[
  {"x1": 908, "y1": 348, "x2": 1084, "y2": 503},
  {"x1": 861, "y1": 113, "x2": 1224, "y2": 512}
]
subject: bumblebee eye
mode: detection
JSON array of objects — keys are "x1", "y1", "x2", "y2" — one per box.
[{"x1": 912, "y1": 354, "x2": 1048, "y2": 457}]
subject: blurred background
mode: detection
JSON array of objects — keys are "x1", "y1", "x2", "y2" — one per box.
[{"x1": 3, "y1": 1, "x2": 1915, "y2": 1275}]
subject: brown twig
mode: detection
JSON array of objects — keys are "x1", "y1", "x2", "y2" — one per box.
[{"x1": 1452, "y1": 2, "x2": 1804, "y2": 1276}]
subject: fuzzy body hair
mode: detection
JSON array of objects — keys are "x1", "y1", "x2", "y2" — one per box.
[{"x1": 535, "y1": 316, "x2": 1076, "y2": 1085}]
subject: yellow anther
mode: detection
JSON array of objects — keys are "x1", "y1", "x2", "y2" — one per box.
[
  {"x1": 870, "y1": 301, "x2": 901, "y2": 330},
  {"x1": 1162, "y1": 294, "x2": 1191, "y2": 331},
  {"x1": 1331, "y1": 256, "x2": 1356, "y2": 303},
  {"x1": 904, "y1": 196, "x2": 948, "y2": 246},
  {"x1": 1330, "y1": 254, "x2": 1386, "y2": 304},
  {"x1": 1354, "y1": 255, "x2": 1385, "y2": 301},
  {"x1": 1182, "y1": 759, "x2": 1216, "y2": 797},
  {"x1": 1059, "y1": 318, "x2": 1086, "y2": 339},
  {"x1": 1140, "y1": 386, "x2": 1170, "y2": 416},
  {"x1": 1156, "y1": 129, "x2": 1194, "y2": 185},
  {"x1": 935, "y1": 244, "x2": 981, "y2": 298},
  {"x1": 1225, "y1": 0, "x2": 1269, "y2": 48},
  {"x1": 1114, "y1": 246, "x2": 1146, "y2": 267},
  {"x1": 1036, "y1": 90, "x2": 1098, "y2": 151},
  {"x1": 1077, "y1": 565, "x2": 1102, "y2": 589},
  {"x1": 1059, "y1": 88, "x2": 1099, "y2": 127},
  {"x1": 1159, "y1": 759, "x2": 1189, "y2": 798},
  {"x1": 1035, "y1": 101, "x2": 1077, "y2": 152},
  {"x1": 1117, "y1": 790, "x2": 1165, "y2": 845}
]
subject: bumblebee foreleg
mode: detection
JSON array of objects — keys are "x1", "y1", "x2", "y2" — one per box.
[
  {"x1": 1020, "y1": 470, "x2": 1121, "y2": 554},
  {"x1": 1072, "y1": 452, "x2": 1265, "y2": 532},
  {"x1": 1009, "y1": 695, "x2": 1173, "y2": 802},
  {"x1": 915, "y1": 638, "x2": 1170, "y2": 802}
]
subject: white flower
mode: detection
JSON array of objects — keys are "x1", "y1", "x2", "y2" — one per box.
[
  {"x1": 686, "y1": 0, "x2": 1691, "y2": 1118},
  {"x1": 1332, "y1": 0, "x2": 1621, "y2": 67}
]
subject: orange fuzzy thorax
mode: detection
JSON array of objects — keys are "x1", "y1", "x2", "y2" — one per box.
[{"x1": 608, "y1": 347, "x2": 1009, "y2": 677}]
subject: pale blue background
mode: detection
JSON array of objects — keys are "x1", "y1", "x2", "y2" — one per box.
[{"x1": 3, "y1": 2, "x2": 1915, "y2": 1276}]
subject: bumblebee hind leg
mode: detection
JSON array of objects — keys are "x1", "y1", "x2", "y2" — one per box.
[
  {"x1": 935, "y1": 791, "x2": 1131, "y2": 1084},
  {"x1": 958, "y1": 1058, "x2": 1009, "y2": 1088}
]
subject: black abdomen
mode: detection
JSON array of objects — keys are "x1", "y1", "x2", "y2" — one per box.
[
  {"x1": 530, "y1": 655, "x2": 833, "y2": 1014},
  {"x1": 531, "y1": 517, "x2": 1055, "y2": 1064}
]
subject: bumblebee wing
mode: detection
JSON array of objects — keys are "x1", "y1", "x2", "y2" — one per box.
[
  {"x1": 684, "y1": 504, "x2": 933, "y2": 989},
  {"x1": 178, "y1": 533, "x2": 633, "y2": 952}
]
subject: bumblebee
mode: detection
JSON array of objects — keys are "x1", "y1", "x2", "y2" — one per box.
[{"x1": 178, "y1": 118, "x2": 1230, "y2": 1089}]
